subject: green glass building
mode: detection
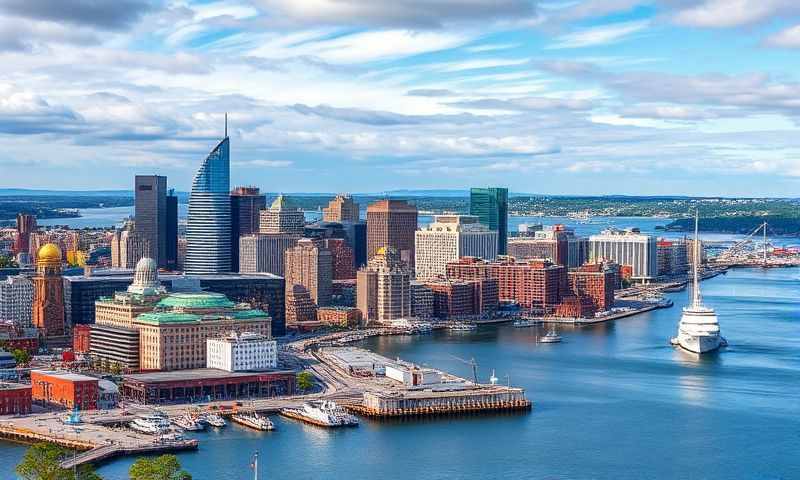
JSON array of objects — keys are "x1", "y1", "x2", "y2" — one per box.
[{"x1": 469, "y1": 187, "x2": 509, "y2": 255}]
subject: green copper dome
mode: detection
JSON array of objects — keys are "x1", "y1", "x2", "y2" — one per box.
[
  {"x1": 136, "y1": 312, "x2": 201, "y2": 324},
  {"x1": 156, "y1": 292, "x2": 236, "y2": 309}
]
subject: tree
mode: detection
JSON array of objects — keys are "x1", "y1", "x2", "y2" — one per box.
[
  {"x1": 11, "y1": 348, "x2": 31, "y2": 366},
  {"x1": 296, "y1": 370, "x2": 314, "y2": 393},
  {"x1": 16, "y1": 442, "x2": 101, "y2": 480},
  {"x1": 129, "y1": 454, "x2": 191, "y2": 480}
]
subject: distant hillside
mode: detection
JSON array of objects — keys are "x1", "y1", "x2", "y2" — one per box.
[{"x1": 666, "y1": 216, "x2": 800, "y2": 235}]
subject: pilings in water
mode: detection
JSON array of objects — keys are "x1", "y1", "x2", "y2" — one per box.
[{"x1": 348, "y1": 388, "x2": 532, "y2": 418}]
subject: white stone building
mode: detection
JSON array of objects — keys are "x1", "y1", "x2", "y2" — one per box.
[
  {"x1": 0, "y1": 275, "x2": 33, "y2": 327},
  {"x1": 414, "y1": 215, "x2": 497, "y2": 280},
  {"x1": 589, "y1": 229, "x2": 658, "y2": 281},
  {"x1": 206, "y1": 332, "x2": 277, "y2": 372}
]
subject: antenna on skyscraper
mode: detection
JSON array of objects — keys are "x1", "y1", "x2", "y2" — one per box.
[{"x1": 224, "y1": 113, "x2": 228, "y2": 138}]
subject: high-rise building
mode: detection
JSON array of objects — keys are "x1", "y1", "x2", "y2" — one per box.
[
  {"x1": 423, "y1": 278, "x2": 499, "y2": 319},
  {"x1": 230, "y1": 186, "x2": 267, "y2": 272},
  {"x1": 366, "y1": 199, "x2": 418, "y2": 270},
  {"x1": 165, "y1": 190, "x2": 178, "y2": 270},
  {"x1": 323, "y1": 238, "x2": 355, "y2": 280},
  {"x1": 470, "y1": 187, "x2": 508, "y2": 255},
  {"x1": 414, "y1": 215, "x2": 497, "y2": 280},
  {"x1": 305, "y1": 220, "x2": 366, "y2": 270},
  {"x1": 356, "y1": 247, "x2": 411, "y2": 324},
  {"x1": 110, "y1": 225, "x2": 150, "y2": 269},
  {"x1": 32, "y1": 244, "x2": 65, "y2": 337},
  {"x1": 239, "y1": 233, "x2": 300, "y2": 276},
  {"x1": 135, "y1": 175, "x2": 167, "y2": 268},
  {"x1": 284, "y1": 238, "x2": 332, "y2": 307},
  {"x1": 657, "y1": 240, "x2": 689, "y2": 276},
  {"x1": 410, "y1": 282, "x2": 434, "y2": 319},
  {"x1": 589, "y1": 229, "x2": 657, "y2": 281},
  {"x1": 259, "y1": 195, "x2": 304, "y2": 235},
  {"x1": 323, "y1": 194, "x2": 360, "y2": 222},
  {"x1": 0, "y1": 275, "x2": 33, "y2": 328},
  {"x1": 14, "y1": 214, "x2": 36, "y2": 255},
  {"x1": 185, "y1": 134, "x2": 231, "y2": 275}
]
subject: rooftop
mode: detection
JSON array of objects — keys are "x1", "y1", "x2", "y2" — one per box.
[
  {"x1": 157, "y1": 292, "x2": 235, "y2": 309},
  {"x1": 123, "y1": 368, "x2": 295, "y2": 384},
  {"x1": 31, "y1": 370, "x2": 98, "y2": 383}
]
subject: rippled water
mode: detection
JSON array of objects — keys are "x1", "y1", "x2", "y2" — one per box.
[{"x1": 3, "y1": 267, "x2": 799, "y2": 479}]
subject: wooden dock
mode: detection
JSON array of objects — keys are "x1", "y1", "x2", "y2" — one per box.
[{"x1": 59, "y1": 439, "x2": 199, "y2": 469}]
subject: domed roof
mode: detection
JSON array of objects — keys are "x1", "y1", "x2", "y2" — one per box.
[
  {"x1": 128, "y1": 257, "x2": 162, "y2": 295},
  {"x1": 37, "y1": 243, "x2": 62, "y2": 265},
  {"x1": 135, "y1": 257, "x2": 157, "y2": 275}
]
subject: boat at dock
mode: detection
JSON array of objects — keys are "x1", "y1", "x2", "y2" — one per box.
[
  {"x1": 281, "y1": 401, "x2": 359, "y2": 427},
  {"x1": 129, "y1": 412, "x2": 171, "y2": 435},
  {"x1": 230, "y1": 411, "x2": 274, "y2": 431},
  {"x1": 448, "y1": 322, "x2": 477, "y2": 332},
  {"x1": 513, "y1": 319, "x2": 538, "y2": 328},
  {"x1": 202, "y1": 413, "x2": 226, "y2": 428},
  {"x1": 172, "y1": 414, "x2": 205, "y2": 431}
]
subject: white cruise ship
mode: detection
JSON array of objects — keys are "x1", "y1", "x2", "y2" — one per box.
[
  {"x1": 281, "y1": 401, "x2": 359, "y2": 427},
  {"x1": 671, "y1": 212, "x2": 725, "y2": 354}
]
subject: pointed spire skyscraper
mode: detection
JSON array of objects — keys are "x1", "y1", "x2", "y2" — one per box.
[{"x1": 185, "y1": 120, "x2": 231, "y2": 274}]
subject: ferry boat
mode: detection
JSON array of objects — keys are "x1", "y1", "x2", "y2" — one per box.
[
  {"x1": 281, "y1": 401, "x2": 359, "y2": 427},
  {"x1": 448, "y1": 322, "x2": 477, "y2": 332},
  {"x1": 130, "y1": 412, "x2": 171, "y2": 435},
  {"x1": 539, "y1": 327, "x2": 562, "y2": 344},
  {"x1": 671, "y1": 212, "x2": 725, "y2": 354},
  {"x1": 202, "y1": 413, "x2": 226, "y2": 428},
  {"x1": 172, "y1": 414, "x2": 205, "y2": 431},
  {"x1": 230, "y1": 411, "x2": 274, "y2": 431}
]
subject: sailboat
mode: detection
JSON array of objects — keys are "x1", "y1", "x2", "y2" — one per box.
[
  {"x1": 671, "y1": 211, "x2": 725, "y2": 353},
  {"x1": 539, "y1": 325, "x2": 562, "y2": 343}
]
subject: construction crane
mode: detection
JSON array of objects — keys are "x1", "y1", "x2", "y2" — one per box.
[
  {"x1": 716, "y1": 221, "x2": 770, "y2": 264},
  {"x1": 449, "y1": 355, "x2": 478, "y2": 383}
]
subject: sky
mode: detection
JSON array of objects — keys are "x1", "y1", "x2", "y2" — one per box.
[{"x1": 2, "y1": 0, "x2": 800, "y2": 196}]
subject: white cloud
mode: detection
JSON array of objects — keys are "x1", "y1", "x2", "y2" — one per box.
[
  {"x1": 671, "y1": 0, "x2": 800, "y2": 28},
  {"x1": 546, "y1": 20, "x2": 650, "y2": 49},
  {"x1": 764, "y1": 24, "x2": 800, "y2": 48}
]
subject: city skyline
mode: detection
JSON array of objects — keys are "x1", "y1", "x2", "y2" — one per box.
[{"x1": 2, "y1": 1, "x2": 800, "y2": 196}]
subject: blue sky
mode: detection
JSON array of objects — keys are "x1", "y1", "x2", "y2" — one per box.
[{"x1": 3, "y1": 0, "x2": 800, "y2": 196}]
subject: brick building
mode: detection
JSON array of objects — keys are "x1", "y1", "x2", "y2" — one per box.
[
  {"x1": 30, "y1": 370, "x2": 99, "y2": 410},
  {"x1": 317, "y1": 306, "x2": 362, "y2": 327},
  {"x1": 568, "y1": 263, "x2": 616, "y2": 313},
  {"x1": 0, "y1": 383, "x2": 31, "y2": 414},
  {"x1": 73, "y1": 324, "x2": 91, "y2": 353},
  {"x1": 446, "y1": 257, "x2": 565, "y2": 312},
  {"x1": 324, "y1": 238, "x2": 356, "y2": 280}
]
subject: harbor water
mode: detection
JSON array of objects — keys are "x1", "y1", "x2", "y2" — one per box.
[{"x1": 3, "y1": 267, "x2": 799, "y2": 479}]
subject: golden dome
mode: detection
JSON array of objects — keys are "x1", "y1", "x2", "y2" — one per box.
[
  {"x1": 376, "y1": 246, "x2": 387, "y2": 256},
  {"x1": 37, "y1": 243, "x2": 62, "y2": 265}
]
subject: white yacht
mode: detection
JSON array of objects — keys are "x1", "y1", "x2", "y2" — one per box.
[
  {"x1": 448, "y1": 322, "x2": 477, "y2": 332},
  {"x1": 172, "y1": 414, "x2": 205, "y2": 431},
  {"x1": 130, "y1": 412, "x2": 171, "y2": 435},
  {"x1": 539, "y1": 329, "x2": 562, "y2": 344},
  {"x1": 203, "y1": 413, "x2": 226, "y2": 428},
  {"x1": 281, "y1": 401, "x2": 359, "y2": 427},
  {"x1": 671, "y1": 212, "x2": 725, "y2": 354},
  {"x1": 231, "y1": 411, "x2": 274, "y2": 431}
]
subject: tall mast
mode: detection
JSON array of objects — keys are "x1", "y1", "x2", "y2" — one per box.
[
  {"x1": 224, "y1": 113, "x2": 228, "y2": 138},
  {"x1": 763, "y1": 221, "x2": 767, "y2": 266},
  {"x1": 692, "y1": 210, "x2": 701, "y2": 308}
]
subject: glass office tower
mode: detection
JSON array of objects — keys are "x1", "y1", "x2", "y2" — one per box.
[
  {"x1": 185, "y1": 137, "x2": 231, "y2": 274},
  {"x1": 469, "y1": 187, "x2": 509, "y2": 255}
]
